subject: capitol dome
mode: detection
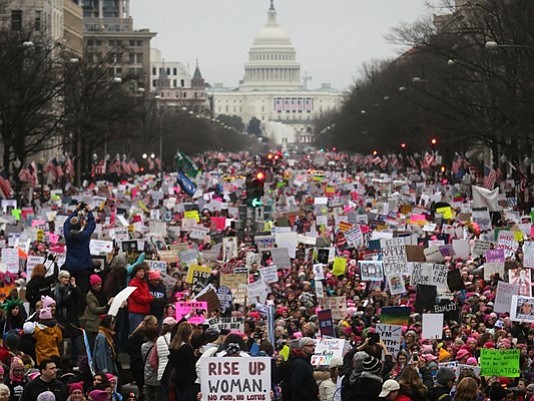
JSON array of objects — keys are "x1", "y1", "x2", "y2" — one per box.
[{"x1": 240, "y1": 1, "x2": 302, "y2": 91}]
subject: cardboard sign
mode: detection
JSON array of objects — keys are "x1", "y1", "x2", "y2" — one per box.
[
  {"x1": 324, "y1": 296, "x2": 347, "y2": 321},
  {"x1": 422, "y1": 313, "x2": 444, "y2": 340},
  {"x1": 497, "y1": 230, "x2": 518, "y2": 258},
  {"x1": 484, "y1": 262, "x2": 505, "y2": 281},
  {"x1": 480, "y1": 348, "x2": 520, "y2": 377},
  {"x1": 472, "y1": 240, "x2": 493, "y2": 257},
  {"x1": 185, "y1": 264, "x2": 212, "y2": 284},
  {"x1": 259, "y1": 265, "x2": 279, "y2": 284},
  {"x1": 409, "y1": 263, "x2": 448, "y2": 290},
  {"x1": 200, "y1": 357, "x2": 271, "y2": 401}
]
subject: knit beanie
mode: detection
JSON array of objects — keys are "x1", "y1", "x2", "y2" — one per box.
[
  {"x1": 89, "y1": 274, "x2": 102, "y2": 287},
  {"x1": 362, "y1": 356, "x2": 382, "y2": 374},
  {"x1": 89, "y1": 390, "x2": 108, "y2": 401},
  {"x1": 37, "y1": 391, "x2": 56, "y2": 401}
]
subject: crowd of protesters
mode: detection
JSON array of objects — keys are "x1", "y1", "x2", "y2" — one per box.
[{"x1": 0, "y1": 150, "x2": 531, "y2": 401}]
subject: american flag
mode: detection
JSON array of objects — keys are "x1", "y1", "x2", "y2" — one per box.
[
  {"x1": 483, "y1": 165, "x2": 496, "y2": 189},
  {"x1": 0, "y1": 169, "x2": 13, "y2": 199},
  {"x1": 451, "y1": 153, "x2": 463, "y2": 174},
  {"x1": 466, "y1": 161, "x2": 477, "y2": 178},
  {"x1": 18, "y1": 165, "x2": 32, "y2": 183},
  {"x1": 129, "y1": 159, "x2": 139, "y2": 174},
  {"x1": 93, "y1": 160, "x2": 106, "y2": 175},
  {"x1": 64, "y1": 156, "x2": 74, "y2": 182},
  {"x1": 372, "y1": 155, "x2": 381, "y2": 165},
  {"x1": 44, "y1": 157, "x2": 61, "y2": 181},
  {"x1": 121, "y1": 159, "x2": 132, "y2": 175},
  {"x1": 108, "y1": 156, "x2": 121, "y2": 175},
  {"x1": 407, "y1": 155, "x2": 418, "y2": 169}
]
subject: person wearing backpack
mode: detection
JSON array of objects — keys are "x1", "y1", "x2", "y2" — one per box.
[{"x1": 142, "y1": 324, "x2": 161, "y2": 401}]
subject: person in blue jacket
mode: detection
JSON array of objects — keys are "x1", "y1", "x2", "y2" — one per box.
[{"x1": 63, "y1": 202, "x2": 96, "y2": 295}]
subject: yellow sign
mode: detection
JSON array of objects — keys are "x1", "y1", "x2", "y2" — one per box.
[
  {"x1": 332, "y1": 257, "x2": 347, "y2": 277},
  {"x1": 185, "y1": 264, "x2": 212, "y2": 284},
  {"x1": 513, "y1": 230, "x2": 524, "y2": 242},
  {"x1": 436, "y1": 206, "x2": 454, "y2": 220},
  {"x1": 137, "y1": 200, "x2": 149, "y2": 213},
  {"x1": 184, "y1": 210, "x2": 200, "y2": 223}
]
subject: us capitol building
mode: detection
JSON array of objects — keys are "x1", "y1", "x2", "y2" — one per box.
[{"x1": 208, "y1": 1, "x2": 343, "y2": 149}]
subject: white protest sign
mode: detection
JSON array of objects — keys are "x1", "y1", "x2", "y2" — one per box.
[
  {"x1": 315, "y1": 280, "x2": 324, "y2": 299},
  {"x1": 472, "y1": 209, "x2": 492, "y2": 231},
  {"x1": 259, "y1": 265, "x2": 279, "y2": 284},
  {"x1": 497, "y1": 230, "x2": 519, "y2": 258},
  {"x1": 313, "y1": 264, "x2": 325, "y2": 280},
  {"x1": 108, "y1": 286, "x2": 137, "y2": 316},
  {"x1": 207, "y1": 317, "x2": 245, "y2": 332},
  {"x1": 484, "y1": 262, "x2": 505, "y2": 281},
  {"x1": 200, "y1": 357, "x2": 271, "y2": 401},
  {"x1": 424, "y1": 246, "x2": 445, "y2": 263},
  {"x1": 422, "y1": 313, "x2": 444, "y2": 340},
  {"x1": 510, "y1": 295, "x2": 534, "y2": 323},
  {"x1": 345, "y1": 226, "x2": 363, "y2": 248},
  {"x1": 409, "y1": 263, "x2": 448, "y2": 290},
  {"x1": 89, "y1": 240, "x2": 113, "y2": 256},
  {"x1": 359, "y1": 261, "x2": 384, "y2": 281},
  {"x1": 522, "y1": 241, "x2": 534, "y2": 268},
  {"x1": 26, "y1": 255, "x2": 46, "y2": 281},
  {"x1": 387, "y1": 274, "x2": 406, "y2": 295},
  {"x1": 1, "y1": 248, "x2": 19, "y2": 274},
  {"x1": 146, "y1": 260, "x2": 168, "y2": 273},
  {"x1": 472, "y1": 240, "x2": 493, "y2": 257},
  {"x1": 494, "y1": 281, "x2": 520, "y2": 314},
  {"x1": 324, "y1": 296, "x2": 347, "y2": 320},
  {"x1": 311, "y1": 338, "x2": 346, "y2": 366},
  {"x1": 380, "y1": 238, "x2": 408, "y2": 275},
  {"x1": 190, "y1": 225, "x2": 210, "y2": 240},
  {"x1": 247, "y1": 280, "x2": 269, "y2": 304},
  {"x1": 376, "y1": 324, "x2": 402, "y2": 356},
  {"x1": 452, "y1": 239, "x2": 470, "y2": 260}
]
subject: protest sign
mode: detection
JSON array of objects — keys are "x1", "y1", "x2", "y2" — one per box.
[
  {"x1": 433, "y1": 300, "x2": 460, "y2": 323},
  {"x1": 311, "y1": 338, "x2": 346, "y2": 366},
  {"x1": 510, "y1": 295, "x2": 534, "y2": 323},
  {"x1": 190, "y1": 225, "x2": 210, "y2": 240},
  {"x1": 324, "y1": 296, "x2": 347, "y2": 321},
  {"x1": 483, "y1": 262, "x2": 505, "y2": 281},
  {"x1": 186, "y1": 264, "x2": 212, "y2": 284},
  {"x1": 523, "y1": 241, "x2": 534, "y2": 268},
  {"x1": 1, "y1": 248, "x2": 19, "y2": 274},
  {"x1": 409, "y1": 263, "x2": 448, "y2": 290},
  {"x1": 108, "y1": 287, "x2": 137, "y2": 316},
  {"x1": 387, "y1": 274, "x2": 406, "y2": 295},
  {"x1": 380, "y1": 238, "x2": 408, "y2": 275},
  {"x1": 318, "y1": 309, "x2": 335, "y2": 337},
  {"x1": 456, "y1": 364, "x2": 481, "y2": 380},
  {"x1": 220, "y1": 273, "x2": 248, "y2": 291},
  {"x1": 332, "y1": 257, "x2": 346, "y2": 277},
  {"x1": 472, "y1": 240, "x2": 493, "y2": 257},
  {"x1": 380, "y1": 307, "x2": 411, "y2": 326},
  {"x1": 344, "y1": 226, "x2": 363, "y2": 248},
  {"x1": 422, "y1": 313, "x2": 444, "y2": 340},
  {"x1": 452, "y1": 239, "x2": 470, "y2": 260},
  {"x1": 176, "y1": 301, "x2": 208, "y2": 325},
  {"x1": 494, "y1": 281, "x2": 520, "y2": 314},
  {"x1": 259, "y1": 265, "x2": 279, "y2": 284},
  {"x1": 267, "y1": 248, "x2": 291, "y2": 269},
  {"x1": 89, "y1": 240, "x2": 113, "y2": 256},
  {"x1": 255, "y1": 235, "x2": 276, "y2": 249},
  {"x1": 472, "y1": 208, "x2": 492, "y2": 231},
  {"x1": 508, "y1": 268, "x2": 532, "y2": 297},
  {"x1": 497, "y1": 230, "x2": 519, "y2": 258},
  {"x1": 145, "y1": 260, "x2": 168, "y2": 273},
  {"x1": 216, "y1": 287, "x2": 233, "y2": 313},
  {"x1": 200, "y1": 357, "x2": 271, "y2": 401},
  {"x1": 405, "y1": 245, "x2": 426, "y2": 262},
  {"x1": 313, "y1": 264, "x2": 325, "y2": 280},
  {"x1": 485, "y1": 249, "x2": 505, "y2": 263},
  {"x1": 480, "y1": 348, "x2": 520, "y2": 377},
  {"x1": 424, "y1": 246, "x2": 445, "y2": 263},
  {"x1": 207, "y1": 317, "x2": 245, "y2": 332},
  {"x1": 247, "y1": 280, "x2": 269, "y2": 304},
  {"x1": 376, "y1": 324, "x2": 402, "y2": 356},
  {"x1": 359, "y1": 261, "x2": 384, "y2": 281}
]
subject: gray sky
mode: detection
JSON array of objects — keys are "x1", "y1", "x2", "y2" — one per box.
[{"x1": 129, "y1": 0, "x2": 434, "y2": 91}]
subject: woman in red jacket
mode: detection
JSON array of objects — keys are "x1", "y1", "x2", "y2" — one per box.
[{"x1": 128, "y1": 263, "x2": 154, "y2": 333}]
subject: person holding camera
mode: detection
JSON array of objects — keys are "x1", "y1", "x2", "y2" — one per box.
[{"x1": 64, "y1": 202, "x2": 96, "y2": 295}]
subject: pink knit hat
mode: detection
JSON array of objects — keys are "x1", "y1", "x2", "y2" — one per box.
[
  {"x1": 41, "y1": 296, "x2": 56, "y2": 309},
  {"x1": 89, "y1": 274, "x2": 102, "y2": 287}
]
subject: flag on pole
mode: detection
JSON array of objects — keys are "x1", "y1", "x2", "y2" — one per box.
[
  {"x1": 451, "y1": 153, "x2": 463, "y2": 174},
  {"x1": 483, "y1": 165, "x2": 496, "y2": 189},
  {"x1": 64, "y1": 156, "x2": 74, "y2": 182},
  {"x1": 175, "y1": 150, "x2": 198, "y2": 178},
  {"x1": 121, "y1": 159, "x2": 131, "y2": 175},
  {"x1": 128, "y1": 159, "x2": 139, "y2": 174},
  {"x1": 0, "y1": 169, "x2": 13, "y2": 199},
  {"x1": 108, "y1": 156, "x2": 121, "y2": 175}
]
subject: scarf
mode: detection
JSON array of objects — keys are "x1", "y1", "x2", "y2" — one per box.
[
  {"x1": 90, "y1": 288, "x2": 108, "y2": 307},
  {"x1": 99, "y1": 326, "x2": 117, "y2": 360}
]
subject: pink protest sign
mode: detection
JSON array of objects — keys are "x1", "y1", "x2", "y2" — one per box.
[
  {"x1": 176, "y1": 301, "x2": 208, "y2": 325},
  {"x1": 47, "y1": 232, "x2": 59, "y2": 245},
  {"x1": 211, "y1": 217, "x2": 226, "y2": 231}
]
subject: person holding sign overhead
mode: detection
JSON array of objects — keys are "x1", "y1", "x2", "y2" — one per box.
[{"x1": 64, "y1": 202, "x2": 95, "y2": 295}]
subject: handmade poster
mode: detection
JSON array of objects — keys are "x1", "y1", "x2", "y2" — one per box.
[
  {"x1": 359, "y1": 261, "x2": 384, "y2": 282},
  {"x1": 485, "y1": 249, "x2": 505, "y2": 263},
  {"x1": 332, "y1": 257, "x2": 347, "y2": 277},
  {"x1": 523, "y1": 241, "x2": 534, "y2": 268},
  {"x1": 387, "y1": 273, "x2": 406, "y2": 295},
  {"x1": 494, "y1": 282, "x2": 520, "y2": 314},
  {"x1": 259, "y1": 265, "x2": 279, "y2": 284},
  {"x1": 472, "y1": 240, "x2": 493, "y2": 257},
  {"x1": 480, "y1": 348, "x2": 520, "y2": 377},
  {"x1": 510, "y1": 296, "x2": 534, "y2": 322},
  {"x1": 409, "y1": 263, "x2": 448, "y2": 291},
  {"x1": 222, "y1": 237, "x2": 238, "y2": 263},
  {"x1": 497, "y1": 230, "x2": 519, "y2": 258},
  {"x1": 311, "y1": 338, "x2": 346, "y2": 366},
  {"x1": 207, "y1": 317, "x2": 244, "y2": 332},
  {"x1": 380, "y1": 238, "x2": 408, "y2": 275},
  {"x1": 452, "y1": 239, "x2": 470, "y2": 260},
  {"x1": 414, "y1": 285, "x2": 437, "y2": 313},
  {"x1": 433, "y1": 300, "x2": 460, "y2": 323},
  {"x1": 509, "y1": 268, "x2": 532, "y2": 297},
  {"x1": 422, "y1": 313, "x2": 444, "y2": 340},
  {"x1": 176, "y1": 301, "x2": 208, "y2": 325},
  {"x1": 376, "y1": 324, "x2": 402, "y2": 356},
  {"x1": 324, "y1": 296, "x2": 347, "y2": 321},
  {"x1": 313, "y1": 264, "x2": 325, "y2": 280},
  {"x1": 472, "y1": 208, "x2": 492, "y2": 231},
  {"x1": 200, "y1": 357, "x2": 271, "y2": 401},
  {"x1": 484, "y1": 262, "x2": 505, "y2": 281},
  {"x1": 380, "y1": 307, "x2": 411, "y2": 326}
]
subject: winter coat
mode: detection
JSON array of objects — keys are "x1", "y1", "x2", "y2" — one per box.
[
  {"x1": 64, "y1": 210, "x2": 95, "y2": 271},
  {"x1": 344, "y1": 371, "x2": 383, "y2": 401},
  {"x1": 148, "y1": 281, "x2": 168, "y2": 320},
  {"x1": 127, "y1": 277, "x2": 153, "y2": 314},
  {"x1": 31, "y1": 322, "x2": 63, "y2": 364},
  {"x1": 84, "y1": 290, "x2": 109, "y2": 333},
  {"x1": 289, "y1": 354, "x2": 319, "y2": 401},
  {"x1": 93, "y1": 331, "x2": 118, "y2": 374},
  {"x1": 156, "y1": 332, "x2": 171, "y2": 381}
]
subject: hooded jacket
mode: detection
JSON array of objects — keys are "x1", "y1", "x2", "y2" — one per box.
[{"x1": 64, "y1": 210, "x2": 96, "y2": 271}]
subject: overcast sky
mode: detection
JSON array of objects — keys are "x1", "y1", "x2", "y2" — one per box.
[{"x1": 129, "y1": 0, "x2": 436, "y2": 91}]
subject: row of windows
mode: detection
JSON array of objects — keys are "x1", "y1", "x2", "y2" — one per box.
[
  {"x1": 157, "y1": 91, "x2": 205, "y2": 99},
  {"x1": 250, "y1": 53, "x2": 293, "y2": 61},
  {"x1": 152, "y1": 79, "x2": 186, "y2": 88},
  {"x1": 152, "y1": 67, "x2": 182, "y2": 76},
  {"x1": 10, "y1": 9, "x2": 43, "y2": 31},
  {"x1": 87, "y1": 39, "x2": 144, "y2": 47},
  {"x1": 85, "y1": 52, "x2": 143, "y2": 64}
]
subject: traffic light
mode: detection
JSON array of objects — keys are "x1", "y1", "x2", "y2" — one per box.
[{"x1": 246, "y1": 171, "x2": 265, "y2": 207}]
